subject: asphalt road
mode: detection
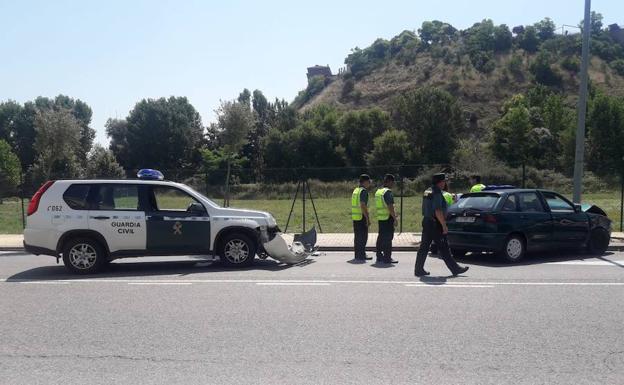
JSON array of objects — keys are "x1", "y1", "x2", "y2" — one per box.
[{"x1": 1, "y1": 250, "x2": 624, "y2": 385}]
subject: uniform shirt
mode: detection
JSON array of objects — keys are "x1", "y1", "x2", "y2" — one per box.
[
  {"x1": 383, "y1": 189, "x2": 394, "y2": 206},
  {"x1": 422, "y1": 185, "x2": 447, "y2": 218},
  {"x1": 359, "y1": 188, "x2": 369, "y2": 205}
]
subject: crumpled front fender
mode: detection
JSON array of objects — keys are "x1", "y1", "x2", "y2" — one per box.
[{"x1": 262, "y1": 233, "x2": 310, "y2": 264}]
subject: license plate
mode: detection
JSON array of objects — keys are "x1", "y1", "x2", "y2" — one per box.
[{"x1": 456, "y1": 216, "x2": 476, "y2": 223}]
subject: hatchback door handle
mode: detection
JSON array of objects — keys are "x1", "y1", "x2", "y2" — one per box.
[{"x1": 90, "y1": 216, "x2": 110, "y2": 220}]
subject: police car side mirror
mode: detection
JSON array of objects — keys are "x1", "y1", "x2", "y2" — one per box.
[
  {"x1": 188, "y1": 202, "x2": 207, "y2": 215},
  {"x1": 573, "y1": 203, "x2": 582, "y2": 213}
]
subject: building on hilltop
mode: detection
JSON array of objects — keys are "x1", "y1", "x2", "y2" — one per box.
[
  {"x1": 307, "y1": 65, "x2": 333, "y2": 80},
  {"x1": 609, "y1": 24, "x2": 624, "y2": 45}
]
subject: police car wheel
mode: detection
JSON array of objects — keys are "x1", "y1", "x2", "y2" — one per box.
[
  {"x1": 62, "y1": 237, "x2": 107, "y2": 274},
  {"x1": 219, "y1": 233, "x2": 256, "y2": 267},
  {"x1": 499, "y1": 235, "x2": 526, "y2": 263},
  {"x1": 588, "y1": 228, "x2": 609, "y2": 255}
]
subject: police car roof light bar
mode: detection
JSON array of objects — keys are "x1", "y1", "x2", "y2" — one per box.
[{"x1": 137, "y1": 169, "x2": 164, "y2": 181}]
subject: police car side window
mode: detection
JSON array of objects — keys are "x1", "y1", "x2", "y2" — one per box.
[
  {"x1": 152, "y1": 186, "x2": 200, "y2": 212},
  {"x1": 94, "y1": 185, "x2": 139, "y2": 211},
  {"x1": 63, "y1": 184, "x2": 91, "y2": 210}
]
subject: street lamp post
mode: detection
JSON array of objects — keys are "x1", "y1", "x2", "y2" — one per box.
[{"x1": 572, "y1": 0, "x2": 592, "y2": 203}]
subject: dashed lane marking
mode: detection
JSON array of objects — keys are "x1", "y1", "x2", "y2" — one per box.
[
  {"x1": 127, "y1": 282, "x2": 193, "y2": 286},
  {"x1": 256, "y1": 282, "x2": 331, "y2": 286},
  {"x1": 19, "y1": 281, "x2": 70, "y2": 285},
  {"x1": 405, "y1": 284, "x2": 494, "y2": 288}
]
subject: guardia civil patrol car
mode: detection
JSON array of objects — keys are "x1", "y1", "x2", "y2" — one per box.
[{"x1": 24, "y1": 169, "x2": 309, "y2": 274}]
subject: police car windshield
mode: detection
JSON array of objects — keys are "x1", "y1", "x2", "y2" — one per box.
[
  {"x1": 184, "y1": 186, "x2": 220, "y2": 208},
  {"x1": 456, "y1": 193, "x2": 500, "y2": 211}
]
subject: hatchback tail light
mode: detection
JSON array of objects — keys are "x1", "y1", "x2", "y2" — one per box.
[
  {"x1": 27, "y1": 181, "x2": 55, "y2": 216},
  {"x1": 483, "y1": 214, "x2": 498, "y2": 224}
]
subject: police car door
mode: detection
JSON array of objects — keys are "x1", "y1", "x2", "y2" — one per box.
[
  {"x1": 88, "y1": 183, "x2": 147, "y2": 252},
  {"x1": 145, "y1": 184, "x2": 210, "y2": 253}
]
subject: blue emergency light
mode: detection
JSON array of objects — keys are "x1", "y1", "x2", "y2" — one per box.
[{"x1": 137, "y1": 169, "x2": 164, "y2": 180}]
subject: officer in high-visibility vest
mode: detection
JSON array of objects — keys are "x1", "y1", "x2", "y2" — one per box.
[
  {"x1": 469, "y1": 174, "x2": 486, "y2": 193},
  {"x1": 351, "y1": 174, "x2": 372, "y2": 261},
  {"x1": 415, "y1": 173, "x2": 469, "y2": 277},
  {"x1": 375, "y1": 174, "x2": 398, "y2": 264}
]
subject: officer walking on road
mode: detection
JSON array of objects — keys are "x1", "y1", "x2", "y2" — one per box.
[
  {"x1": 415, "y1": 173, "x2": 469, "y2": 277},
  {"x1": 352, "y1": 174, "x2": 372, "y2": 261},
  {"x1": 375, "y1": 174, "x2": 398, "y2": 264},
  {"x1": 469, "y1": 174, "x2": 486, "y2": 193}
]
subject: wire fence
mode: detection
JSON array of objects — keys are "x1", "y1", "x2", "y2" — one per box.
[{"x1": 2, "y1": 164, "x2": 623, "y2": 234}]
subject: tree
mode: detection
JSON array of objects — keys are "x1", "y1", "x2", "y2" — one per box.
[
  {"x1": 111, "y1": 97, "x2": 204, "y2": 174},
  {"x1": 493, "y1": 24, "x2": 513, "y2": 52},
  {"x1": 367, "y1": 130, "x2": 411, "y2": 166},
  {"x1": 418, "y1": 20, "x2": 457, "y2": 46},
  {"x1": 518, "y1": 26, "x2": 540, "y2": 53},
  {"x1": 216, "y1": 100, "x2": 253, "y2": 205},
  {"x1": 534, "y1": 18, "x2": 556, "y2": 41},
  {"x1": 86, "y1": 145, "x2": 125, "y2": 179},
  {"x1": 391, "y1": 87, "x2": 463, "y2": 164},
  {"x1": 490, "y1": 105, "x2": 532, "y2": 171},
  {"x1": 338, "y1": 108, "x2": 392, "y2": 166},
  {"x1": 0, "y1": 139, "x2": 20, "y2": 200},
  {"x1": 105, "y1": 118, "x2": 130, "y2": 170},
  {"x1": 0, "y1": 101, "x2": 37, "y2": 170},
  {"x1": 31, "y1": 109, "x2": 82, "y2": 183},
  {"x1": 529, "y1": 51, "x2": 562, "y2": 87},
  {"x1": 587, "y1": 93, "x2": 624, "y2": 177}
]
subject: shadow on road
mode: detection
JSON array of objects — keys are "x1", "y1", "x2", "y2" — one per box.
[
  {"x1": 6, "y1": 257, "x2": 316, "y2": 282},
  {"x1": 455, "y1": 251, "x2": 619, "y2": 267}
]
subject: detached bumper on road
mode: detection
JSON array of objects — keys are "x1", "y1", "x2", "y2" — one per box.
[{"x1": 262, "y1": 233, "x2": 311, "y2": 264}]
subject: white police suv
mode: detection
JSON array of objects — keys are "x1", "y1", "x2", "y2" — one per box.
[{"x1": 24, "y1": 169, "x2": 310, "y2": 274}]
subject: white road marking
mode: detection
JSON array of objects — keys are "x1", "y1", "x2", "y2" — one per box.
[
  {"x1": 256, "y1": 282, "x2": 330, "y2": 286},
  {"x1": 19, "y1": 281, "x2": 70, "y2": 285},
  {"x1": 127, "y1": 282, "x2": 192, "y2": 286},
  {"x1": 546, "y1": 260, "x2": 624, "y2": 266},
  {"x1": 405, "y1": 284, "x2": 493, "y2": 288}
]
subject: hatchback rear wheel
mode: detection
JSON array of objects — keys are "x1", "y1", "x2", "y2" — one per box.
[{"x1": 500, "y1": 235, "x2": 526, "y2": 263}]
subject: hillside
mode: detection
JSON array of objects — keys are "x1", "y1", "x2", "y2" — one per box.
[{"x1": 298, "y1": 18, "x2": 624, "y2": 132}]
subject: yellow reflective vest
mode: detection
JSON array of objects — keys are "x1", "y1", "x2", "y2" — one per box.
[
  {"x1": 351, "y1": 187, "x2": 365, "y2": 220},
  {"x1": 375, "y1": 188, "x2": 390, "y2": 221}
]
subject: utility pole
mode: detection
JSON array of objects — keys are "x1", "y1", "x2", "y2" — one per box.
[{"x1": 572, "y1": 0, "x2": 591, "y2": 203}]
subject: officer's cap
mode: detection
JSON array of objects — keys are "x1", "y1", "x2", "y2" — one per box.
[
  {"x1": 384, "y1": 173, "x2": 395, "y2": 182},
  {"x1": 432, "y1": 173, "x2": 448, "y2": 184},
  {"x1": 359, "y1": 174, "x2": 371, "y2": 182}
]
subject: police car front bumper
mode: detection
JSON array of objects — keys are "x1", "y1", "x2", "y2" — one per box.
[{"x1": 260, "y1": 227, "x2": 314, "y2": 264}]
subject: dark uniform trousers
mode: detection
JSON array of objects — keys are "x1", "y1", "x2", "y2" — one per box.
[
  {"x1": 415, "y1": 217, "x2": 461, "y2": 273},
  {"x1": 376, "y1": 217, "x2": 394, "y2": 261},
  {"x1": 353, "y1": 219, "x2": 368, "y2": 260}
]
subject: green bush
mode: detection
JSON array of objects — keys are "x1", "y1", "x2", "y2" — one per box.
[
  {"x1": 561, "y1": 56, "x2": 580, "y2": 73},
  {"x1": 611, "y1": 59, "x2": 624, "y2": 76}
]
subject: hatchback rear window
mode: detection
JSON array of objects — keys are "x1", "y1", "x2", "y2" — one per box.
[
  {"x1": 456, "y1": 194, "x2": 500, "y2": 211},
  {"x1": 63, "y1": 184, "x2": 91, "y2": 210}
]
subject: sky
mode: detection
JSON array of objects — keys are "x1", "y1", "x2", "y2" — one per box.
[{"x1": 1, "y1": 0, "x2": 622, "y2": 146}]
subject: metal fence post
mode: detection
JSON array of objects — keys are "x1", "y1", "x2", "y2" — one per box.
[
  {"x1": 20, "y1": 172, "x2": 25, "y2": 229},
  {"x1": 620, "y1": 172, "x2": 624, "y2": 232},
  {"x1": 399, "y1": 166, "x2": 404, "y2": 234}
]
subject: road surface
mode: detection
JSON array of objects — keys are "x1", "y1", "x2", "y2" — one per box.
[{"x1": 1, "y1": 250, "x2": 623, "y2": 384}]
